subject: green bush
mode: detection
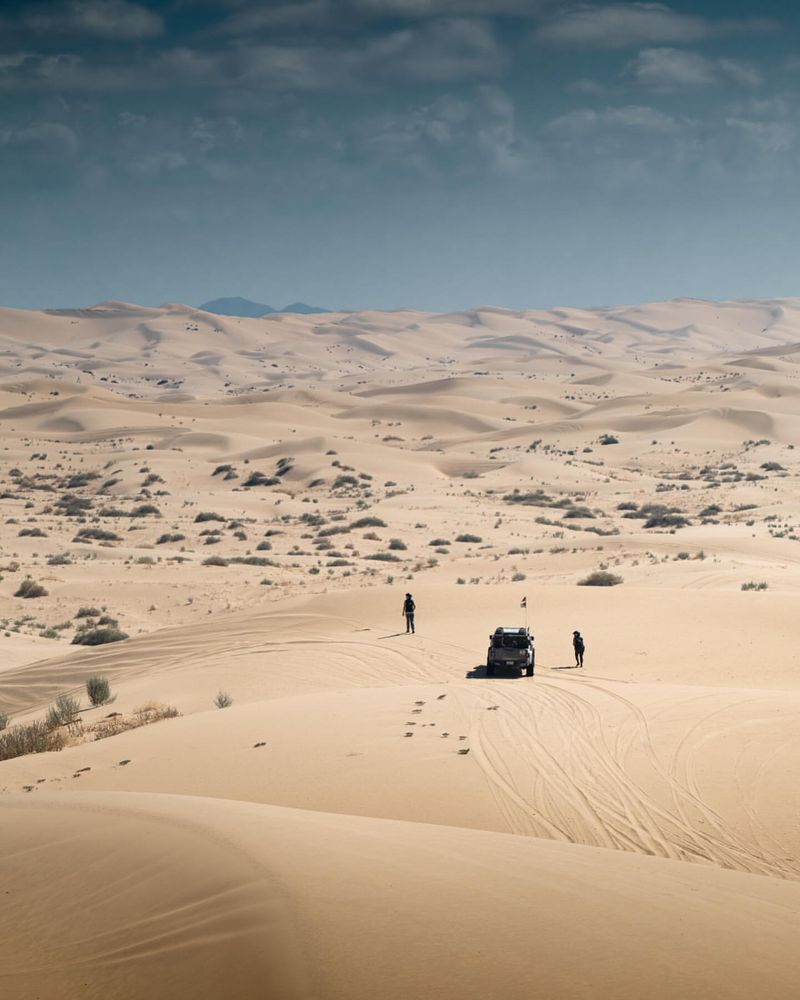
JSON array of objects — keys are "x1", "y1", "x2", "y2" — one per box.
[
  {"x1": 86, "y1": 675, "x2": 112, "y2": 706},
  {"x1": 46, "y1": 692, "x2": 81, "y2": 728},
  {"x1": 741, "y1": 581, "x2": 768, "y2": 591},
  {"x1": 195, "y1": 511, "x2": 225, "y2": 523},
  {"x1": 75, "y1": 606, "x2": 101, "y2": 618},
  {"x1": 456, "y1": 534, "x2": 483, "y2": 543}
]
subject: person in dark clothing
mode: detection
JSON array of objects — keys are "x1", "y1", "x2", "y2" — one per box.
[
  {"x1": 403, "y1": 593, "x2": 416, "y2": 634},
  {"x1": 572, "y1": 630, "x2": 585, "y2": 668}
]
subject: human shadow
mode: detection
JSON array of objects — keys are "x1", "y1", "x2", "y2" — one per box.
[
  {"x1": 377, "y1": 632, "x2": 409, "y2": 639},
  {"x1": 551, "y1": 664, "x2": 581, "y2": 671}
]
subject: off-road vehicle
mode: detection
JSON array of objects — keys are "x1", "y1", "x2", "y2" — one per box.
[{"x1": 486, "y1": 627, "x2": 534, "y2": 677}]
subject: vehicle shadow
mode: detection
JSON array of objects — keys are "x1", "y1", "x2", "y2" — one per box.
[{"x1": 465, "y1": 665, "x2": 530, "y2": 679}]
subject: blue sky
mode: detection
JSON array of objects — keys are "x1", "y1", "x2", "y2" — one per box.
[{"x1": 0, "y1": 0, "x2": 797, "y2": 310}]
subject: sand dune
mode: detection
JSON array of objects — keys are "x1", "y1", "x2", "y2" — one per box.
[{"x1": 3, "y1": 295, "x2": 800, "y2": 998}]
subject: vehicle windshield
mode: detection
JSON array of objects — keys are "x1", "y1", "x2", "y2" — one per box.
[{"x1": 493, "y1": 635, "x2": 529, "y2": 649}]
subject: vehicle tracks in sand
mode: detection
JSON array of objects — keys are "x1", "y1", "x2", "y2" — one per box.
[{"x1": 461, "y1": 675, "x2": 800, "y2": 880}]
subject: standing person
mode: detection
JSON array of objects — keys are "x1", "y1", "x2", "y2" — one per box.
[
  {"x1": 572, "y1": 630, "x2": 585, "y2": 668},
  {"x1": 403, "y1": 593, "x2": 416, "y2": 634}
]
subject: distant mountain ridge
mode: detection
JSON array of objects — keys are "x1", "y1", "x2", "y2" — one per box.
[{"x1": 199, "y1": 296, "x2": 328, "y2": 317}]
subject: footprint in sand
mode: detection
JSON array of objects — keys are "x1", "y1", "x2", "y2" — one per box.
[
  {"x1": 486, "y1": 706, "x2": 499, "y2": 711},
  {"x1": 414, "y1": 701, "x2": 425, "y2": 706},
  {"x1": 118, "y1": 759, "x2": 131, "y2": 766},
  {"x1": 436, "y1": 694, "x2": 447, "y2": 700},
  {"x1": 459, "y1": 735, "x2": 468, "y2": 741},
  {"x1": 76, "y1": 767, "x2": 91, "y2": 773},
  {"x1": 411, "y1": 708, "x2": 422, "y2": 714},
  {"x1": 457, "y1": 748, "x2": 470, "y2": 756},
  {"x1": 406, "y1": 721, "x2": 416, "y2": 726},
  {"x1": 441, "y1": 732, "x2": 450, "y2": 738},
  {"x1": 253, "y1": 742, "x2": 267, "y2": 748},
  {"x1": 404, "y1": 732, "x2": 414, "y2": 738}
]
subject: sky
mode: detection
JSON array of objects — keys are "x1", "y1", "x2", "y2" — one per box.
[{"x1": 0, "y1": 0, "x2": 798, "y2": 311}]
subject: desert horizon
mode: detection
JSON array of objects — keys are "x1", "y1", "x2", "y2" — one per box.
[{"x1": 3, "y1": 291, "x2": 800, "y2": 997}]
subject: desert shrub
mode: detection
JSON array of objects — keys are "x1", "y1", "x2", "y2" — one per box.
[
  {"x1": 563, "y1": 507, "x2": 594, "y2": 519},
  {"x1": 46, "y1": 692, "x2": 81, "y2": 728},
  {"x1": 47, "y1": 553, "x2": 72, "y2": 565},
  {"x1": 388, "y1": 538, "x2": 407, "y2": 550},
  {"x1": 616, "y1": 501, "x2": 638, "y2": 511},
  {"x1": 760, "y1": 462, "x2": 784, "y2": 472},
  {"x1": 351, "y1": 516, "x2": 387, "y2": 529},
  {"x1": 364, "y1": 553, "x2": 401, "y2": 562},
  {"x1": 256, "y1": 540, "x2": 272, "y2": 551},
  {"x1": 214, "y1": 690, "x2": 233, "y2": 708},
  {"x1": 741, "y1": 581, "x2": 768, "y2": 591},
  {"x1": 511, "y1": 572, "x2": 526, "y2": 582},
  {"x1": 244, "y1": 471, "x2": 280, "y2": 487},
  {"x1": 86, "y1": 675, "x2": 112, "y2": 706},
  {"x1": 599, "y1": 433, "x2": 619, "y2": 445},
  {"x1": 131, "y1": 503, "x2": 161, "y2": 517},
  {"x1": 72, "y1": 626, "x2": 129, "y2": 646},
  {"x1": 18, "y1": 527, "x2": 47, "y2": 537},
  {"x1": 195, "y1": 511, "x2": 225, "y2": 523},
  {"x1": 429, "y1": 538, "x2": 450, "y2": 546},
  {"x1": 212, "y1": 464, "x2": 233, "y2": 477},
  {"x1": 230, "y1": 556, "x2": 275, "y2": 566},
  {"x1": 75, "y1": 527, "x2": 120, "y2": 541},
  {"x1": 502, "y1": 490, "x2": 553, "y2": 507},
  {"x1": 15, "y1": 578, "x2": 47, "y2": 599},
  {"x1": 456, "y1": 533, "x2": 483, "y2": 543},
  {"x1": 578, "y1": 570, "x2": 623, "y2": 587},
  {"x1": 644, "y1": 513, "x2": 690, "y2": 529},
  {"x1": 332, "y1": 474, "x2": 359, "y2": 489},
  {"x1": 202, "y1": 555, "x2": 229, "y2": 566},
  {"x1": 0, "y1": 712, "x2": 7, "y2": 731},
  {"x1": 156, "y1": 532, "x2": 185, "y2": 544},
  {"x1": 75, "y1": 606, "x2": 101, "y2": 619},
  {"x1": 363, "y1": 531, "x2": 380, "y2": 541},
  {"x1": 699, "y1": 505, "x2": 722, "y2": 518},
  {"x1": 0, "y1": 720, "x2": 64, "y2": 761}
]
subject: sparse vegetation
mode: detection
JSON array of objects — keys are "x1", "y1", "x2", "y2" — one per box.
[
  {"x1": 578, "y1": 570, "x2": 623, "y2": 587},
  {"x1": 214, "y1": 690, "x2": 233, "y2": 708},
  {"x1": 72, "y1": 626, "x2": 129, "y2": 646}
]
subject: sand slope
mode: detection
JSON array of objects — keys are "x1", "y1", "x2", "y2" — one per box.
[{"x1": 3, "y1": 296, "x2": 800, "y2": 997}]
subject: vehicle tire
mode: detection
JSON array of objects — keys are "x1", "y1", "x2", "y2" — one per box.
[
  {"x1": 486, "y1": 661, "x2": 495, "y2": 677},
  {"x1": 526, "y1": 664, "x2": 534, "y2": 677}
]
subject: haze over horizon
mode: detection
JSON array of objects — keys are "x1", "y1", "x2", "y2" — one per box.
[{"x1": 1, "y1": 0, "x2": 799, "y2": 312}]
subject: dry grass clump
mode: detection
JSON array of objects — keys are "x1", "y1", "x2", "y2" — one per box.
[
  {"x1": 0, "y1": 720, "x2": 65, "y2": 761},
  {"x1": 214, "y1": 690, "x2": 233, "y2": 708},
  {"x1": 91, "y1": 702, "x2": 179, "y2": 740}
]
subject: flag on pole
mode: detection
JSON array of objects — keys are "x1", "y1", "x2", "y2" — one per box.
[{"x1": 520, "y1": 596, "x2": 527, "y2": 609}]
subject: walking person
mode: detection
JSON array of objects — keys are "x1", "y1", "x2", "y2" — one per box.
[
  {"x1": 572, "y1": 630, "x2": 585, "y2": 668},
  {"x1": 403, "y1": 593, "x2": 416, "y2": 634}
]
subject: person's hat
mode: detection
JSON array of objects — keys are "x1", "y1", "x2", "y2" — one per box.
[{"x1": 573, "y1": 630, "x2": 580, "y2": 635}]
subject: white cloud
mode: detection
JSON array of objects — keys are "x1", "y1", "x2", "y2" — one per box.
[
  {"x1": 0, "y1": 121, "x2": 79, "y2": 154},
  {"x1": 627, "y1": 48, "x2": 761, "y2": 90},
  {"x1": 535, "y1": 3, "x2": 775, "y2": 48},
  {"x1": 23, "y1": 0, "x2": 164, "y2": 40},
  {"x1": 725, "y1": 117, "x2": 794, "y2": 153},
  {"x1": 546, "y1": 103, "x2": 681, "y2": 135}
]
